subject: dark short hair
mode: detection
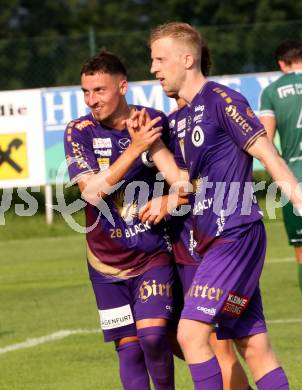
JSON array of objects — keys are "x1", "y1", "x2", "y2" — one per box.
[
  {"x1": 275, "y1": 40, "x2": 302, "y2": 65},
  {"x1": 81, "y1": 50, "x2": 127, "y2": 78}
]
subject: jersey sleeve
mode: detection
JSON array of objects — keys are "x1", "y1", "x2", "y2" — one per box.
[
  {"x1": 64, "y1": 120, "x2": 99, "y2": 184},
  {"x1": 259, "y1": 85, "x2": 275, "y2": 117},
  {"x1": 213, "y1": 87, "x2": 267, "y2": 151}
]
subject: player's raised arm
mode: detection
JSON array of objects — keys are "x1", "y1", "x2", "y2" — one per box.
[
  {"x1": 74, "y1": 108, "x2": 165, "y2": 207},
  {"x1": 77, "y1": 143, "x2": 145, "y2": 204}
]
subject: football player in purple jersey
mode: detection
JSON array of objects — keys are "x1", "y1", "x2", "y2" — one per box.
[
  {"x1": 139, "y1": 44, "x2": 251, "y2": 389},
  {"x1": 64, "y1": 50, "x2": 176, "y2": 390},
  {"x1": 126, "y1": 22, "x2": 302, "y2": 389}
]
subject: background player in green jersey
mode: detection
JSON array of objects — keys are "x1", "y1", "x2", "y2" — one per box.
[{"x1": 259, "y1": 39, "x2": 302, "y2": 293}]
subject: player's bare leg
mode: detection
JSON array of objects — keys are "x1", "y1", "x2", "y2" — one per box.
[
  {"x1": 177, "y1": 319, "x2": 223, "y2": 389},
  {"x1": 235, "y1": 333, "x2": 289, "y2": 389},
  {"x1": 210, "y1": 333, "x2": 250, "y2": 390}
]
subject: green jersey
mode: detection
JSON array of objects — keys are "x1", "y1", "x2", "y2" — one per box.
[{"x1": 260, "y1": 71, "x2": 302, "y2": 181}]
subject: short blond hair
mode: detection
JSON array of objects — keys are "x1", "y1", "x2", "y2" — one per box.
[{"x1": 149, "y1": 22, "x2": 202, "y2": 62}]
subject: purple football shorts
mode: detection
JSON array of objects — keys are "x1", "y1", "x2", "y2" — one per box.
[
  {"x1": 181, "y1": 220, "x2": 268, "y2": 339},
  {"x1": 89, "y1": 264, "x2": 175, "y2": 342}
]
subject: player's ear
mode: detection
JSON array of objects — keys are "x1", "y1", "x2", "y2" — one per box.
[
  {"x1": 278, "y1": 60, "x2": 288, "y2": 73},
  {"x1": 183, "y1": 53, "x2": 194, "y2": 69},
  {"x1": 119, "y1": 79, "x2": 128, "y2": 95}
]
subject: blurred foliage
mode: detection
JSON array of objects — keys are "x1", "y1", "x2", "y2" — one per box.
[{"x1": 0, "y1": 0, "x2": 301, "y2": 89}]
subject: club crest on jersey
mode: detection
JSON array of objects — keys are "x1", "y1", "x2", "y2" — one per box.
[
  {"x1": 141, "y1": 151, "x2": 155, "y2": 167},
  {"x1": 192, "y1": 125, "x2": 204, "y2": 147},
  {"x1": 112, "y1": 189, "x2": 138, "y2": 223},
  {"x1": 246, "y1": 107, "x2": 256, "y2": 118},
  {"x1": 118, "y1": 138, "x2": 131, "y2": 149}
]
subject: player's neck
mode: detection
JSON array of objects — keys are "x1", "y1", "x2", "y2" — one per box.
[
  {"x1": 288, "y1": 62, "x2": 302, "y2": 72},
  {"x1": 281, "y1": 60, "x2": 302, "y2": 73},
  {"x1": 179, "y1": 72, "x2": 207, "y2": 103}
]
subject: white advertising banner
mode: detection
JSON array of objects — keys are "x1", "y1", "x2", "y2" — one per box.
[{"x1": 0, "y1": 89, "x2": 46, "y2": 188}]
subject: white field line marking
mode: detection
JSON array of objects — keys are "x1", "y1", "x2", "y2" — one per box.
[
  {"x1": 0, "y1": 328, "x2": 100, "y2": 355},
  {"x1": 1, "y1": 319, "x2": 302, "y2": 355},
  {"x1": 267, "y1": 257, "x2": 295, "y2": 263},
  {"x1": 267, "y1": 318, "x2": 302, "y2": 325}
]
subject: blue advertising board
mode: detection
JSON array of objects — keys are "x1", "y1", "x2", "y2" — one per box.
[{"x1": 42, "y1": 71, "x2": 281, "y2": 183}]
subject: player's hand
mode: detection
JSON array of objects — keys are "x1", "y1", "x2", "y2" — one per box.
[
  {"x1": 125, "y1": 108, "x2": 163, "y2": 155},
  {"x1": 139, "y1": 195, "x2": 170, "y2": 225}
]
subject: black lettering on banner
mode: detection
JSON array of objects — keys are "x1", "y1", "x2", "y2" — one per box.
[{"x1": 0, "y1": 138, "x2": 23, "y2": 172}]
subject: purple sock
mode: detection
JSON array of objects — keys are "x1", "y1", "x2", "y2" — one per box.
[
  {"x1": 189, "y1": 356, "x2": 223, "y2": 390},
  {"x1": 256, "y1": 367, "x2": 289, "y2": 390},
  {"x1": 137, "y1": 326, "x2": 174, "y2": 390},
  {"x1": 116, "y1": 341, "x2": 150, "y2": 390}
]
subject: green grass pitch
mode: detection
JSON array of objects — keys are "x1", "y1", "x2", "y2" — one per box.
[{"x1": 0, "y1": 212, "x2": 301, "y2": 389}]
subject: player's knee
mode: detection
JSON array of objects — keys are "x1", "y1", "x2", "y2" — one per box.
[
  {"x1": 235, "y1": 333, "x2": 273, "y2": 362},
  {"x1": 177, "y1": 325, "x2": 207, "y2": 352},
  {"x1": 137, "y1": 326, "x2": 169, "y2": 358},
  {"x1": 176, "y1": 326, "x2": 191, "y2": 350},
  {"x1": 139, "y1": 333, "x2": 162, "y2": 356}
]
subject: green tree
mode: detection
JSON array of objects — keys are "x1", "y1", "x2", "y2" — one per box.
[{"x1": 0, "y1": 0, "x2": 301, "y2": 89}]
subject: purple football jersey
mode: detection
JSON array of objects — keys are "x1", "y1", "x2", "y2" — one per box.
[
  {"x1": 184, "y1": 81, "x2": 266, "y2": 256},
  {"x1": 167, "y1": 106, "x2": 202, "y2": 265},
  {"x1": 64, "y1": 106, "x2": 172, "y2": 283}
]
